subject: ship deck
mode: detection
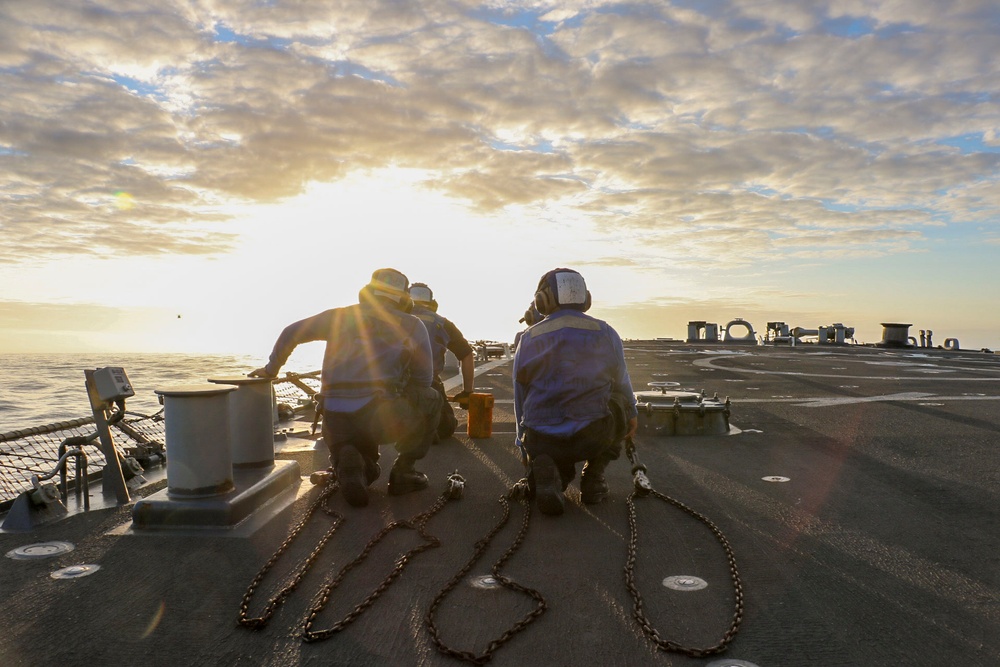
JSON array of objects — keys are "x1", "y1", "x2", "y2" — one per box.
[{"x1": 1, "y1": 341, "x2": 998, "y2": 666}]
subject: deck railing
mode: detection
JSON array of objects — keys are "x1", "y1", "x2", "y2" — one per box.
[{"x1": 0, "y1": 372, "x2": 321, "y2": 509}]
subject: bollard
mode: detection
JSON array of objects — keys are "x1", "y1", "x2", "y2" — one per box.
[
  {"x1": 467, "y1": 393, "x2": 494, "y2": 438},
  {"x1": 153, "y1": 384, "x2": 236, "y2": 498},
  {"x1": 880, "y1": 322, "x2": 912, "y2": 347},
  {"x1": 208, "y1": 376, "x2": 276, "y2": 469}
]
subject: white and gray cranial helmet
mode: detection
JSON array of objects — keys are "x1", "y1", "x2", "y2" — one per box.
[
  {"x1": 409, "y1": 282, "x2": 437, "y2": 311},
  {"x1": 369, "y1": 267, "x2": 409, "y2": 299},
  {"x1": 534, "y1": 268, "x2": 592, "y2": 315},
  {"x1": 362, "y1": 268, "x2": 413, "y2": 311}
]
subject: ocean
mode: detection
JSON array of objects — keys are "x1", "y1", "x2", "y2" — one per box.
[{"x1": 0, "y1": 350, "x2": 325, "y2": 434}]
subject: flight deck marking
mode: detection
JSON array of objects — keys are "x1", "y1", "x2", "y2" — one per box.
[
  {"x1": 735, "y1": 393, "x2": 1000, "y2": 407},
  {"x1": 443, "y1": 357, "x2": 510, "y2": 392},
  {"x1": 793, "y1": 392, "x2": 932, "y2": 407},
  {"x1": 693, "y1": 356, "x2": 1000, "y2": 381}
]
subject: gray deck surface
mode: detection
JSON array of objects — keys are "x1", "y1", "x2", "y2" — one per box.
[{"x1": 1, "y1": 342, "x2": 998, "y2": 666}]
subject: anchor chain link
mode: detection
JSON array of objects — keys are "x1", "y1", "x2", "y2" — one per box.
[
  {"x1": 301, "y1": 476, "x2": 463, "y2": 641},
  {"x1": 624, "y1": 482, "x2": 744, "y2": 658},
  {"x1": 238, "y1": 473, "x2": 464, "y2": 640},
  {"x1": 238, "y1": 479, "x2": 344, "y2": 629},
  {"x1": 426, "y1": 479, "x2": 546, "y2": 665}
]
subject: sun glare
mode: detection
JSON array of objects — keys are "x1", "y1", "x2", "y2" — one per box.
[{"x1": 4, "y1": 167, "x2": 691, "y2": 354}]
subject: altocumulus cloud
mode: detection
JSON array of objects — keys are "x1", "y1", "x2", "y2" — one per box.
[{"x1": 1, "y1": 0, "x2": 999, "y2": 269}]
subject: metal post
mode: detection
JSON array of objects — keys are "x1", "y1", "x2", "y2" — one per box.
[
  {"x1": 84, "y1": 369, "x2": 131, "y2": 505},
  {"x1": 208, "y1": 376, "x2": 275, "y2": 469},
  {"x1": 154, "y1": 384, "x2": 236, "y2": 498}
]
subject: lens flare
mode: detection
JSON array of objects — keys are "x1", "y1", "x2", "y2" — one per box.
[
  {"x1": 141, "y1": 600, "x2": 166, "y2": 638},
  {"x1": 114, "y1": 191, "x2": 135, "y2": 210}
]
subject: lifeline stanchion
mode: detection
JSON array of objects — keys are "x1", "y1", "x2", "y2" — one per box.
[
  {"x1": 623, "y1": 436, "x2": 745, "y2": 657},
  {"x1": 238, "y1": 471, "x2": 466, "y2": 636},
  {"x1": 426, "y1": 478, "x2": 547, "y2": 665}
]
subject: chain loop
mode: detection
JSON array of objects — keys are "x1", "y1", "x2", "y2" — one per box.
[
  {"x1": 238, "y1": 475, "x2": 461, "y2": 641},
  {"x1": 238, "y1": 480, "x2": 343, "y2": 629},
  {"x1": 300, "y1": 487, "x2": 457, "y2": 641},
  {"x1": 624, "y1": 486, "x2": 744, "y2": 657},
  {"x1": 426, "y1": 481, "x2": 546, "y2": 664},
  {"x1": 240, "y1": 443, "x2": 743, "y2": 661}
]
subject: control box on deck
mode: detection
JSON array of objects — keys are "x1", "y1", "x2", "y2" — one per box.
[{"x1": 93, "y1": 366, "x2": 135, "y2": 403}]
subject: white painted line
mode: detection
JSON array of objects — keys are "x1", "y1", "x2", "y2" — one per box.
[
  {"x1": 442, "y1": 357, "x2": 511, "y2": 393},
  {"x1": 734, "y1": 393, "x2": 1000, "y2": 407},
  {"x1": 693, "y1": 356, "x2": 1000, "y2": 381}
]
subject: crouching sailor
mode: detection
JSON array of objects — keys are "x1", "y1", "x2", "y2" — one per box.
[
  {"x1": 513, "y1": 268, "x2": 638, "y2": 516},
  {"x1": 407, "y1": 282, "x2": 475, "y2": 440},
  {"x1": 250, "y1": 268, "x2": 442, "y2": 507}
]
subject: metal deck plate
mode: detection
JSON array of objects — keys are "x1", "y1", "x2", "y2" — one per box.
[{"x1": 6, "y1": 541, "x2": 75, "y2": 560}]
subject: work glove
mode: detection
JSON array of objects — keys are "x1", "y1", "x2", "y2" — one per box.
[{"x1": 452, "y1": 390, "x2": 472, "y2": 409}]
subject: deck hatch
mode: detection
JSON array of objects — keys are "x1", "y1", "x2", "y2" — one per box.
[{"x1": 635, "y1": 383, "x2": 731, "y2": 436}]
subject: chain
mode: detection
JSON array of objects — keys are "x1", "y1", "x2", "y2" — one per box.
[
  {"x1": 300, "y1": 479, "x2": 463, "y2": 641},
  {"x1": 238, "y1": 480, "x2": 344, "y2": 629},
  {"x1": 624, "y1": 486, "x2": 745, "y2": 657},
  {"x1": 426, "y1": 480, "x2": 546, "y2": 665}
]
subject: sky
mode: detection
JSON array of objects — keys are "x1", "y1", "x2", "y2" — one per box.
[{"x1": 2, "y1": 0, "x2": 999, "y2": 357}]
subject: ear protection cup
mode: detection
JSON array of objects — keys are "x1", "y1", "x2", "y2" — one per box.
[
  {"x1": 520, "y1": 302, "x2": 543, "y2": 325},
  {"x1": 534, "y1": 284, "x2": 557, "y2": 316}
]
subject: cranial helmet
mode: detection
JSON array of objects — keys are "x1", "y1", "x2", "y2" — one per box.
[
  {"x1": 408, "y1": 282, "x2": 438, "y2": 312},
  {"x1": 533, "y1": 268, "x2": 591, "y2": 315},
  {"x1": 362, "y1": 268, "x2": 413, "y2": 312}
]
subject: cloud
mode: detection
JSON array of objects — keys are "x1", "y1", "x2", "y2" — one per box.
[{"x1": 1, "y1": 0, "x2": 998, "y2": 274}]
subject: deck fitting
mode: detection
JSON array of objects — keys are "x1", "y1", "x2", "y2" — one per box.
[
  {"x1": 6, "y1": 541, "x2": 75, "y2": 559},
  {"x1": 470, "y1": 575, "x2": 500, "y2": 589},
  {"x1": 662, "y1": 575, "x2": 708, "y2": 591},
  {"x1": 51, "y1": 564, "x2": 100, "y2": 579}
]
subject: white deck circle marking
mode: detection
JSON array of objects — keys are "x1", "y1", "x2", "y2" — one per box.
[{"x1": 662, "y1": 575, "x2": 708, "y2": 591}]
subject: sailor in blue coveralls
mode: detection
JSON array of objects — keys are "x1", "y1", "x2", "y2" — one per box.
[
  {"x1": 250, "y1": 268, "x2": 442, "y2": 507},
  {"x1": 513, "y1": 268, "x2": 638, "y2": 516},
  {"x1": 408, "y1": 283, "x2": 475, "y2": 439}
]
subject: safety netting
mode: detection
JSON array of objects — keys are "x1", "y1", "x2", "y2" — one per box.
[{"x1": 0, "y1": 373, "x2": 321, "y2": 508}]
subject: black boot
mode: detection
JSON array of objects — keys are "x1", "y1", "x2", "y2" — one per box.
[
  {"x1": 580, "y1": 458, "x2": 610, "y2": 505},
  {"x1": 532, "y1": 454, "x2": 565, "y2": 516},
  {"x1": 387, "y1": 455, "x2": 429, "y2": 495},
  {"x1": 337, "y1": 445, "x2": 369, "y2": 507}
]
